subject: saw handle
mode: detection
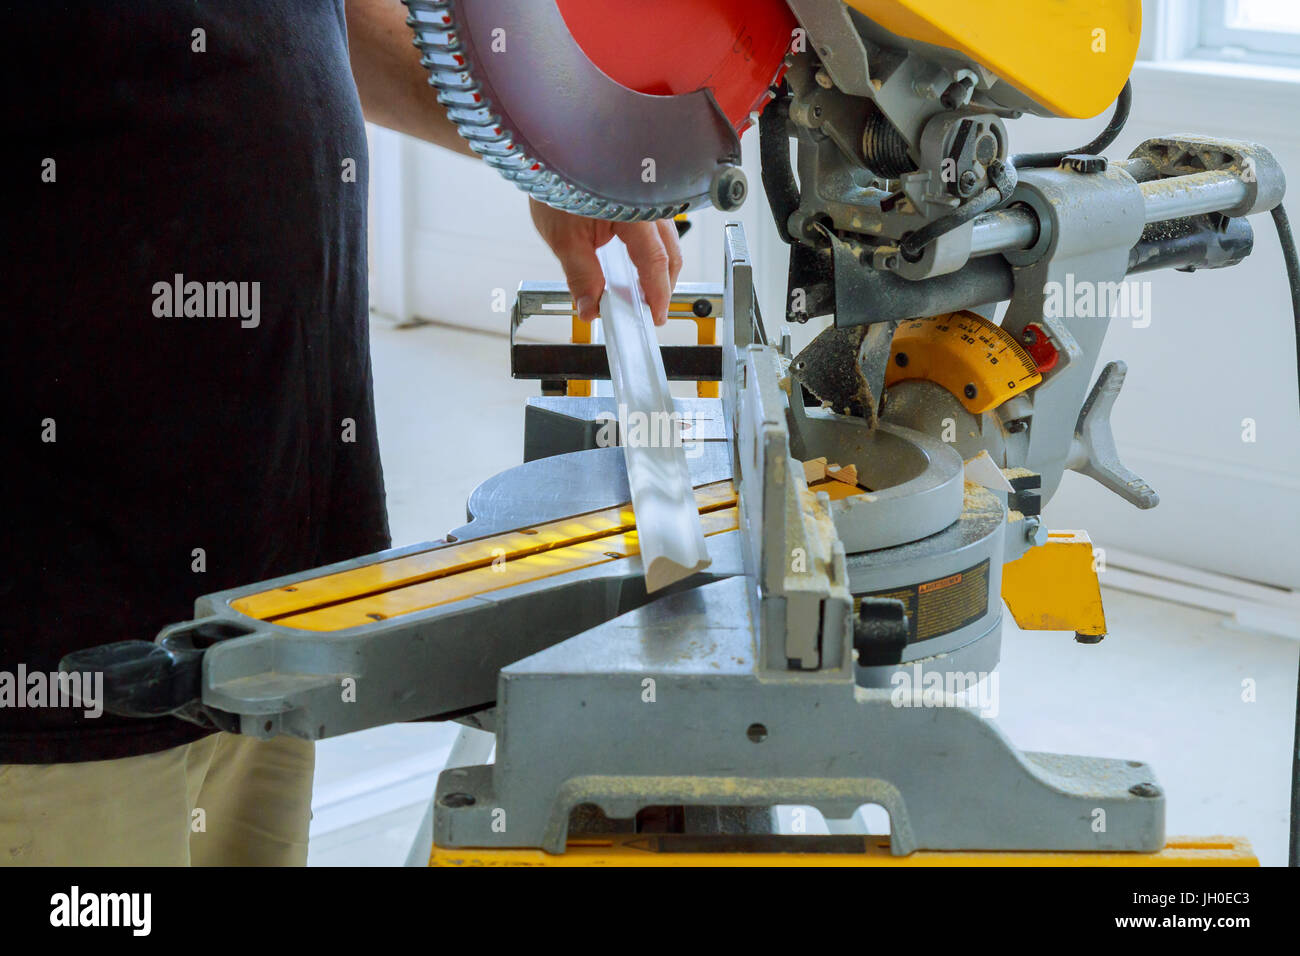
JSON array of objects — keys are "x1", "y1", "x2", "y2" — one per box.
[{"x1": 59, "y1": 620, "x2": 249, "y2": 724}]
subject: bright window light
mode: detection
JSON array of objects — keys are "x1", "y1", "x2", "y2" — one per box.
[{"x1": 1228, "y1": 0, "x2": 1300, "y2": 34}]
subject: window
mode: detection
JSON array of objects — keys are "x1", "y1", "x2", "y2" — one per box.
[{"x1": 1198, "y1": 0, "x2": 1300, "y2": 63}]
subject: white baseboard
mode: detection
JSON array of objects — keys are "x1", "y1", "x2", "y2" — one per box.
[{"x1": 1101, "y1": 549, "x2": 1300, "y2": 640}]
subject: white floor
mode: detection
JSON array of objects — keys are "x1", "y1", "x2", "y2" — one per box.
[{"x1": 307, "y1": 317, "x2": 1298, "y2": 867}]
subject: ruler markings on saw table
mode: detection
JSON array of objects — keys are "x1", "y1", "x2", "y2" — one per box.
[
  {"x1": 269, "y1": 506, "x2": 740, "y2": 632},
  {"x1": 230, "y1": 481, "x2": 737, "y2": 625}
]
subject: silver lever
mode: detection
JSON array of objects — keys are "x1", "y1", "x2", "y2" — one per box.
[{"x1": 1069, "y1": 361, "x2": 1160, "y2": 509}]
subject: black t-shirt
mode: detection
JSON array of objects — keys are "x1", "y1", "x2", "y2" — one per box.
[{"x1": 2, "y1": 2, "x2": 391, "y2": 762}]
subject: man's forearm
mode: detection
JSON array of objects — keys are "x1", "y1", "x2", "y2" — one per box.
[{"x1": 346, "y1": 0, "x2": 476, "y2": 157}]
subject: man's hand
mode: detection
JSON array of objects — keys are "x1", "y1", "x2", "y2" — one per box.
[{"x1": 530, "y1": 199, "x2": 683, "y2": 326}]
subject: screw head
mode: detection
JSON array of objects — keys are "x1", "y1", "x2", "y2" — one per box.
[{"x1": 1023, "y1": 517, "x2": 1047, "y2": 546}]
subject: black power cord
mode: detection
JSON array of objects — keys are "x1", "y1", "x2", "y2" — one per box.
[
  {"x1": 900, "y1": 159, "x2": 1018, "y2": 261},
  {"x1": 759, "y1": 88, "x2": 799, "y2": 245},
  {"x1": 1274, "y1": 203, "x2": 1300, "y2": 868},
  {"x1": 1011, "y1": 79, "x2": 1133, "y2": 169}
]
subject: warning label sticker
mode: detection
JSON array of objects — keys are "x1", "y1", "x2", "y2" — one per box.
[{"x1": 856, "y1": 558, "x2": 991, "y2": 644}]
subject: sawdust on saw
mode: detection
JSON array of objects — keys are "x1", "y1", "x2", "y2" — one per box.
[{"x1": 789, "y1": 325, "x2": 879, "y2": 425}]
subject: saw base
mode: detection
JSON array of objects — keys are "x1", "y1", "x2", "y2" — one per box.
[{"x1": 429, "y1": 834, "x2": 1257, "y2": 867}]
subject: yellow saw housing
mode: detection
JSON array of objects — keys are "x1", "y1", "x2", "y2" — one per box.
[{"x1": 845, "y1": 0, "x2": 1140, "y2": 118}]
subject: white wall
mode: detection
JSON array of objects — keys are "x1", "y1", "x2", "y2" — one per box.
[
  {"x1": 1021, "y1": 63, "x2": 1300, "y2": 590},
  {"x1": 368, "y1": 59, "x2": 1300, "y2": 590}
]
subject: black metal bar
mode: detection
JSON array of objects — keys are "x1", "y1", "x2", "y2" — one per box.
[
  {"x1": 511, "y1": 344, "x2": 723, "y2": 382},
  {"x1": 1127, "y1": 214, "x2": 1254, "y2": 275},
  {"x1": 830, "y1": 253, "x2": 1016, "y2": 328}
]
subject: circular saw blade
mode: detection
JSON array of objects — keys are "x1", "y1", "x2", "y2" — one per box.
[{"x1": 404, "y1": 0, "x2": 794, "y2": 220}]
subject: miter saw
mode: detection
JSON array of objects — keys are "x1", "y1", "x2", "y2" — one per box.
[{"x1": 70, "y1": 0, "x2": 1300, "y2": 865}]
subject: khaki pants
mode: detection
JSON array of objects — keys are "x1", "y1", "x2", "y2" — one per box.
[{"x1": 0, "y1": 732, "x2": 314, "y2": 866}]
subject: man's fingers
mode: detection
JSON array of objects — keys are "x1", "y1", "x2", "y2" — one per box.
[
  {"x1": 657, "y1": 219, "x2": 684, "y2": 293},
  {"x1": 530, "y1": 198, "x2": 607, "y2": 321},
  {"x1": 531, "y1": 200, "x2": 683, "y2": 326},
  {"x1": 615, "y1": 221, "x2": 672, "y2": 326},
  {"x1": 554, "y1": 240, "x2": 606, "y2": 321}
]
